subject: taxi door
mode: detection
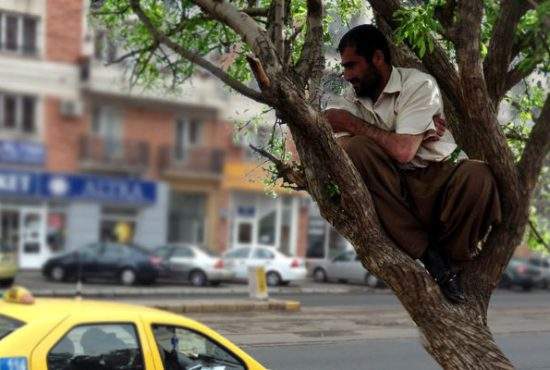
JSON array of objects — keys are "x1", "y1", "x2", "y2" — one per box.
[{"x1": 31, "y1": 312, "x2": 159, "y2": 370}]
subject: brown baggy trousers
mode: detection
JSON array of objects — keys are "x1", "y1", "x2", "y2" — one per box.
[{"x1": 342, "y1": 136, "x2": 502, "y2": 261}]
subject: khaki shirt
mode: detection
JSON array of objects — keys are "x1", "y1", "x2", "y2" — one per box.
[{"x1": 326, "y1": 67, "x2": 460, "y2": 168}]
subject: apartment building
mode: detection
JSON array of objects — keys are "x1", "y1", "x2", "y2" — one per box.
[{"x1": 0, "y1": 0, "x2": 310, "y2": 269}]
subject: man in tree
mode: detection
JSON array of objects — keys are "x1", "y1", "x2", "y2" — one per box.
[{"x1": 324, "y1": 25, "x2": 502, "y2": 303}]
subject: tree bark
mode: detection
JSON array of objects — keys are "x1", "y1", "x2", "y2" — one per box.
[{"x1": 122, "y1": 1, "x2": 550, "y2": 368}]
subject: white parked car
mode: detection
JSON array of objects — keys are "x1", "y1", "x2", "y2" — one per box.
[
  {"x1": 309, "y1": 250, "x2": 383, "y2": 288},
  {"x1": 154, "y1": 244, "x2": 235, "y2": 286},
  {"x1": 222, "y1": 246, "x2": 307, "y2": 286}
]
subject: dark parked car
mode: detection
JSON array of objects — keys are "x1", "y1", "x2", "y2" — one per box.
[
  {"x1": 499, "y1": 258, "x2": 543, "y2": 290},
  {"x1": 42, "y1": 242, "x2": 162, "y2": 285}
]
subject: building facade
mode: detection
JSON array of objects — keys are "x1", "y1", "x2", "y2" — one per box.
[{"x1": 0, "y1": 0, "x2": 314, "y2": 269}]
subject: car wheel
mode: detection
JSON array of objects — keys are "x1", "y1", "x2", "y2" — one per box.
[
  {"x1": 266, "y1": 271, "x2": 282, "y2": 287},
  {"x1": 313, "y1": 268, "x2": 327, "y2": 283},
  {"x1": 120, "y1": 268, "x2": 137, "y2": 286},
  {"x1": 365, "y1": 273, "x2": 379, "y2": 288},
  {"x1": 0, "y1": 278, "x2": 14, "y2": 287},
  {"x1": 189, "y1": 270, "x2": 208, "y2": 287},
  {"x1": 50, "y1": 265, "x2": 66, "y2": 282}
]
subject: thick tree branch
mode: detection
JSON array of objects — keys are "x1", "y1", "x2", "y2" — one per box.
[
  {"x1": 128, "y1": 0, "x2": 270, "y2": 105},
  {"x1": 484, "y1": 0, "x2": 533, "y2": 106},
  {"x1": 191, "y1": 0, "x2": 281, "y2": 73},
  {"x1": 504, "y1": 61, "x2": 539, "y2": 93},
  {"x1": 368, "y1": 0, "x2": 462, "y2": 110},
  {"x1": 518, "y1": 94, "x2": 550, "y2": 197},
  {"x1": 295, "y1": 0, "x2": 324, "y2": 86},
  {"x1": 434, "y1": 0, "x2": 458, "y2": 43},
  {"x1": 250, "y1": 145, "x2": 308, "y2": 190},
  {"x1": 268, "y1": 0, "x2": 285, "y2": 58}
]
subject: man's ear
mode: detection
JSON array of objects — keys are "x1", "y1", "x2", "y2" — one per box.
[{"x1": 371, "y1": 49, "x2": 385, "y2": 68}]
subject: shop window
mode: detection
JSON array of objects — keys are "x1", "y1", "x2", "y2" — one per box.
[
  {"x1": 47, "y1": 210, "x2": 66, "y2": 253},
  {"x1": 279, "y1": 197, "x2": 293, "y2": 255},
  {"x1": 168, "y1": 193, "x2": 206, "y2": 245},
  {"x1": 237, "y1": 223, "x2": 253, "y2": 244},
  {"x1": 152, "y1": 325, "x2": 245, "y2": 370},
  {"x1": 100, "y1": 207, "x2": 136, "y2": 244},
  {"x1": 47, "y1": 324, "x2": 144, "y2": 370},
  {"x1": 0, "y1": 12, "x2": 39, "y2": 55},
  {"x1": 0, "y1": 92, "x2": 37, "y2": 133},
  {"x1": 257, "y1": 210, "x2": 276, "y2": 246}
]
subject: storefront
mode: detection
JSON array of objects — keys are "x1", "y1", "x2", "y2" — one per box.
[
  {"x1": 305, "y1": 201, "x2": 352, "y2": 260},
  {"x1": 0, "y1": 169, "x2": 167, "y2": 269},
  {"x1": 229, "y1": 192, "x2": 300, "y2": 256}
]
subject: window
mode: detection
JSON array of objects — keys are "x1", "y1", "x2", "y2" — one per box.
[
  {"x1": 334, "y1": 251, "x2": 354, "y2": 262},
  {"x1": 94, "y1": 30, "x2": 117, "y2": 63},
  {"x1": 0, "y1": 315, "x2": 23, "y2": 341},
  {"x1": 155, "y1": 246, "x2": 173, "y2": 259},
  {"x1": 0, "y1": 12, "x2": 39, "y2": 55},
  {"x1": 175, "y1": 118, "x2": 202, "y2": 159},
  {"x1": 47, "y1": 210, "x2": 66, "y2": 253},
  {"x1": 91, "y1": 105, "x2": 123, "y2": 157},
  {"x1": 47, "y1": 324, "x2": 145, "y2": 370},
  {"x1": 168, "y1": 193, "x2": 206, "y2": 245},
  {"x1": 253, "y1": 248, "x2": 274, "y2": 260},
  {"x1": 237, "y1": 223, "x2": 253, "y2": 244},
  {"x1": 257, "y1": 210, "x2": 276, "y2": 246},
  {"x1": 172, "y1": 246, "x2": 194, "y2": 258},
  {"x1": 103, "y1": 244, "x2": 128, "y2": 259},
  {"x1": 152, "y1": 325, "x2": 245, "y2": 370},
  {"x1": 100, "y1": 207, "x2": 136, "y2": 244},
  {"x1": 0, "y1": 92, "x2": 37, "y2": 133},
  {"x1": 224, "y1": 247, "x2": 250, "y2": 259},
  {"x1": 80, "y1": 243, "x2": 103, "y2": 258}
]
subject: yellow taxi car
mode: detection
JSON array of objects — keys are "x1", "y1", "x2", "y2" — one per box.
[{"x1": 0, "y1": 286, "x2": 266, "y2": 370}]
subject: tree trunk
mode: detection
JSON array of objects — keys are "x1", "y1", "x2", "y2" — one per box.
[{"x1": 415, "y1": 309, "x2": 514, "y2": 369}]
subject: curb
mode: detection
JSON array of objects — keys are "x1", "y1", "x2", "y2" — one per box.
[
  {"x1": 27, "y1": 286, "x2": 382, "y2": 298},
  {"x1": 151, "y1": 299, "x2": 301, "y2": 314}
]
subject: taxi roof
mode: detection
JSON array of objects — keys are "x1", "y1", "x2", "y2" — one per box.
[{"x1": 0, "y1": 298, "x2": 180, "y2": 323}]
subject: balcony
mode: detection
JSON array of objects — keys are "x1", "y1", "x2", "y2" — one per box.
[
  {"x1": 158, "y1": 146, "x2": 225, "y2": 180},
  {"x1": 79, "y1": 135, "x2": 149, "y2": 175}
]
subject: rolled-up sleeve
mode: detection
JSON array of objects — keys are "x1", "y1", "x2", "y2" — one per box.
[{"x1": 395, "y1": 79, "x2": 442, "y2": 136}]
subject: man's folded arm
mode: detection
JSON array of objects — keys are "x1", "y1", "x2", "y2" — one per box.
[{"x1": 323, "y1": 108, "x2": 423, "y2": 164}]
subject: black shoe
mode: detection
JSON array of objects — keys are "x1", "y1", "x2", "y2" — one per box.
[
  {"x1": 437, "y1": 272, "x2": 466, "y2": 304},
  {"x1": 421, "y1": 248, "x2": 465, "y2": 304}
]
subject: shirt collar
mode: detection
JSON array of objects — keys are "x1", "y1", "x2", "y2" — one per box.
[
  {"x1": 382, "y1": 66, "x2": 401, "y2": 95},
  {"x1": 352, "y1": 66, "x2": 401, "y2": 105}
]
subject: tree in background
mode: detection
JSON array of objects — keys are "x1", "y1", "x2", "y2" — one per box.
[{"x1": 93, "y1": 0, "x2": 549, "y2": 368}]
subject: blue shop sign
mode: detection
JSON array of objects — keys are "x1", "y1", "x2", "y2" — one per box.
[
  {"x1": 0, "y1": 140, "x2": 45, "y2": 165},
  {"x1": 0, "y1": 169, "x2": 156, "y2": 204}
]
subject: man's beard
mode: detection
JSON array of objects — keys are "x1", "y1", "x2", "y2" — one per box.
[{"x1": 353, "y1": 71, "x2": 380, "y2": 99}]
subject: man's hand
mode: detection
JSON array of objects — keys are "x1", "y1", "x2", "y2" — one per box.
[
  {"x1": 424, "y1": 115, "x2": 446, "y2": 142},
  {"x1": 323, "y1": 109, "x2": 350, "y2": 133}
]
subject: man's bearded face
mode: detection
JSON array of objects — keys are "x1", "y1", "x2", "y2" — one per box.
[{"x1": 341, "y1": 46, "x2": 381, "y2": 98}]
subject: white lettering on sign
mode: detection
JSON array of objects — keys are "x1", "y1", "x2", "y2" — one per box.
[
  {"x1": 82, "y1": 180, "x2": 145, "y2": 201},
  {"x1": 0, "y1": 173, "x2": 32, "y2": 193}
]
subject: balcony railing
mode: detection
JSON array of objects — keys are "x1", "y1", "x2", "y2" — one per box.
[
  {"x1": 79, "y1": 135, "x2": 149, "y2": 174},
  {"x1": 158, "y1": 145, "x2": 225, "y2": 178}
]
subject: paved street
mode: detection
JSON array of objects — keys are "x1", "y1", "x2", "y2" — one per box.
[{"x1": 14, "y1": 270, "x2": 550, "y2": 369}]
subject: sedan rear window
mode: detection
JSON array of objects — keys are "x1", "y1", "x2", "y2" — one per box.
[{"x1": 0, "y1": 315, "x2": 24, "y2": 340}]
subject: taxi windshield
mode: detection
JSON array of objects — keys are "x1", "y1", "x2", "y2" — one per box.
[{"x1": 0, "y1": 315, "x2": 24, "y2": 340}]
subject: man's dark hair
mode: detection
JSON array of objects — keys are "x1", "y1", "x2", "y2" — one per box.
[{"x1": 337, "y1": 24, "x2": 392, "y2": 65}]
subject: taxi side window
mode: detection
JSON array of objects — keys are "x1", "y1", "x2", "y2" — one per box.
[
  {"x1": 47, "y1": 323, "x2": 145, "y2": 370},
  {"x1": 152, "y1": 324, "x2": 246, "y2": 370}
]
